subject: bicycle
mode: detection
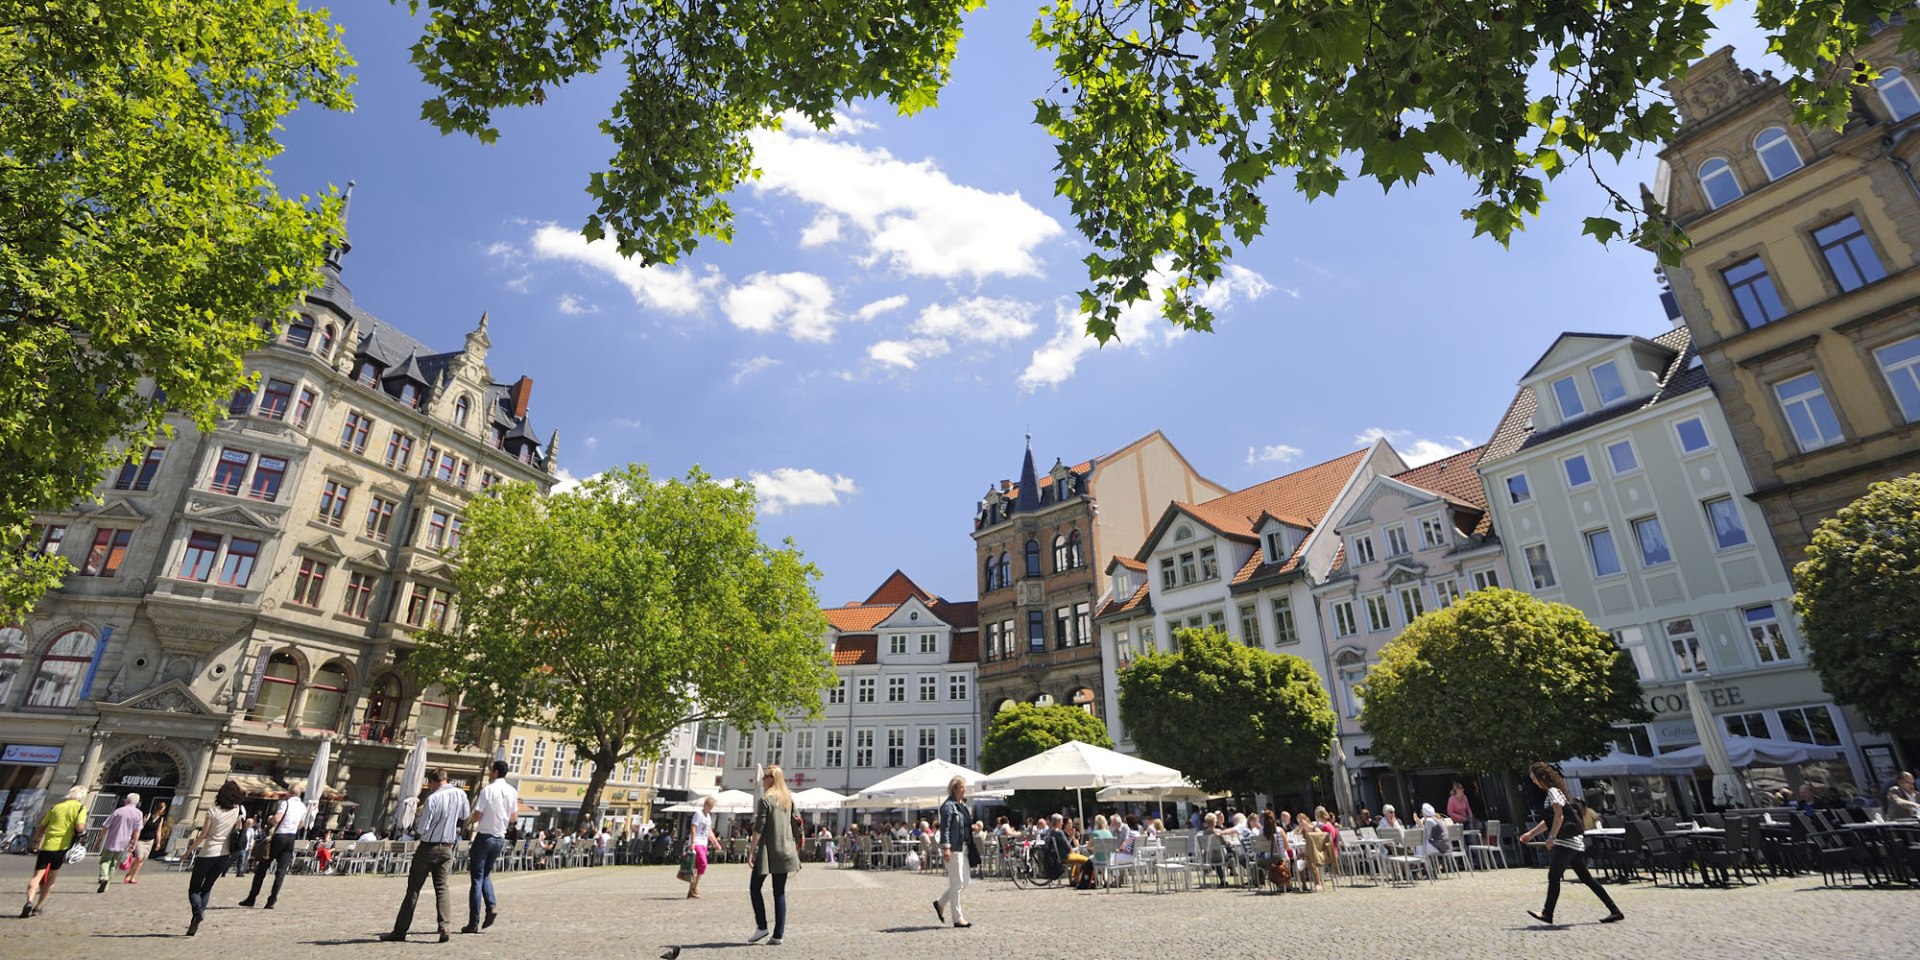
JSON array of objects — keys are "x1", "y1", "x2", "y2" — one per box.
[{"x1": 1008, "y1": 842, "x2": 1063, "y2": 889}]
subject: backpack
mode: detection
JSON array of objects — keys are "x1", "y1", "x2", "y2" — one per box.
[
  {"x1": 1039, "y1": 831, "x2": 1069, "y2": 879},
  {"x1": 1426, "y1": 818, "x2": 1449, "y2": 852}
]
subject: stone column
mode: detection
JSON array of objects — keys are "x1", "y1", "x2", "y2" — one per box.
[
  {"x1": 75, "y1": 730, "x2": 110, "y2": 788},
  {"x1": 175, "y1": 737, "x2": 216, "y2": 822}
]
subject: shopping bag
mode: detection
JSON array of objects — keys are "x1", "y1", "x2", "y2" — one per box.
[{"x1": 675, "y1": 850, "x2": 695, "y2": 883}]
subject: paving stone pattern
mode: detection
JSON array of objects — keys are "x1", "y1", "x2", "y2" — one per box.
[{"x1": 4, "y1": 854, "x2": 1915, "y2": 959}]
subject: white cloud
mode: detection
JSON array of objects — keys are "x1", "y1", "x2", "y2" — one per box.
[
  {"x1": 484, "y1": 241, "x2": 515, "y2": 259},
  {"x1": 855, "y1": 295, "x2": 910, "y2": 321},
  {"x1": 551, "y1": 467, "x2": 606, "y2": 495},
  {"x1": 557, "y1": 293, "x2": 599, "y2": 316},
  {"x1": 528, "y1": 223, "x2": 713, "y2": 314},
  {"x1": 776, "y1": 109, "x2": 878, "y2": 137},
  {"x1": 732, "y1": 355, "x2": 781, "y2": 385},
  {"x1": 722, "y1": 272, "x2": 840, "y2": 342},
  {"x1": 583, "y1": 436, "x2": 599, "y2": 449},
  {"x1": 604, "y1": 417, "x2": 644, "y2": 430},
  {"x1": 911, "y1": 296, "x2": 1037, "y2": 345},
  {"x1": 799, "y1": 214, "x2": 843, "y2": 247},
  {"x1": 748, "y1": 467, "x2": 860, "y2": 514},
  {"x1": 867, "y1": 337, "x2": 951, "y2": 370},
  {"x1": 747, "y1": 126, "x2": 1061, "y2": 280},
  {"x1": 1354, "y1": 427, "x2": 1477, "y2": 467},
  {"x1": 1246, "y1": 444, "x2": 1304, "y2": 466},
  {"x1": 1020, "y1": 264, "x2": 1273, "y2": 390}
]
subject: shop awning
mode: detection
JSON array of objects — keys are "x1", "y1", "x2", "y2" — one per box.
[
  {"x1": 229, "y1": 775, "x2": 290, "y2": 799},
  {"x1": 283, "y1": 778, "x2": 348, "y2": 801}
]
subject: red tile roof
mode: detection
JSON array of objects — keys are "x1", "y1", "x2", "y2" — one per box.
[
  {"x1": 948, "y1": 630, "x2": 979, "y2": 663},
  {"x1": 823, "y1": 605, "x2": 895, "y2": 633},
  {"x1": 1096, "y1": 580, "x2": 1154, "y2": 619},
  {"x1": 832, "y1": 635, "x2": 877, "y2": 666},
  {"x1": 1391, "y1": 446, "x2": 1490, "y2": 509},
  {"x1": 1175, "y1": 449, "x2": 1368, "y2": 542},
  {"x1": 864, "y1": 569, "x2": 934, "y2": 606},
  {"x1": 1109, "y1": 555, "x2": 1146, "y2": 572},
  {"x1": 931, "y1": 599, "x2": 978, "y2": 630}
]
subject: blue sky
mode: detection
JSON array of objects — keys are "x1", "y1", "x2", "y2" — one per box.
[{"x1": 270, "y1": 2, "x2": 1776, "y2": 607}]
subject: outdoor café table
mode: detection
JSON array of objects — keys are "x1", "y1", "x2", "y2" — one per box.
[
  {"x1": 1841, "y1": 820, "x2": 1920, "y2": 885},
  {"x1": 1583, "y1": 828, "x2": 1634, "y2": 883}
]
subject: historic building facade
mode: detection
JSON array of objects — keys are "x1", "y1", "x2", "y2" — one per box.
[
  {"x1": 721, "y1": 571, "x2": 978, "y2": 797},
  {"x1": 1652, "y1": 37, "x2": 1920, "y2": 566},
  {"x1": 972, "y1": 432, "x2": 1226, "y2": 730},
  {"x1": 1476, "y1": 326, "x2": 1884, "y2": 804},
  {"x1": 2, "y1": 226, "x2": 558, "y2": 837}
]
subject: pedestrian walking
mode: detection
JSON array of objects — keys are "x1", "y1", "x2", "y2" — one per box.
[
  {"x1": 23, "y1": 786, "x2": 87, "y2": 917},
  {"x1": 687, "y1": 795, "x2": 715, "y2": 899},
  {"x1": 124, "y1": 800, "x2": 169, "y2": 884},
  {"x1": 98, "y1": 793, "x2": 144, "y2": 893},
  {"x1": 184, "y1": 781, "x2": 246, "y2": 937},
  {"x1": 463, "y1": 760, "x2": 516, "y2": 934},
  {"x1": 231, "y1": 818, "x2": 257, "y2": 877},
  {"x1": 932, "y1": 775, "x2": 972, "y2": 929},
  {"x1": 746, "y1": 764, "x2": 802, "y2": 946},
  {"x1": 1517, "y1": 761, "x2": 1623, "y2": 926},
  {"x1": 239, "y1": 790, "x2": 309, "y2": 908},
  {"x1": 381, "y1": 768, "x2": 471, "y2": 943}
]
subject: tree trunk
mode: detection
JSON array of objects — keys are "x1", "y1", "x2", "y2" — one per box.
[{"x1": 578, "y1": 750, "x2": 618, "y2": 827}]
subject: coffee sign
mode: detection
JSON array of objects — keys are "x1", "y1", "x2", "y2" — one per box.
[{"x1": 1645, "y1": 685, "x2": 1743, "y2": 716}]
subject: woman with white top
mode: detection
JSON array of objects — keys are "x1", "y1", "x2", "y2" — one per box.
[
  {"x1": 185, "y1": 781, "x2": 245, "y2": 937},
  {"x1": 1517, "y1": 762, "x2": 1623, "y2": 926},
  {"x1": 688, "y1": 796, "x2": 715, "y2": 899}
]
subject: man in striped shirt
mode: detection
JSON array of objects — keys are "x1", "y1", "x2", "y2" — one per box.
[{"x1": 380, "y1": 768, "x2": 471, "y2": 943}]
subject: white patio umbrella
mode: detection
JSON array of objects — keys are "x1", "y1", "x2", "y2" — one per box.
[
  {"x1": 1687, "y1": 680, "x2": 1749, "y2": 807},
  {"x1": 978, "y1": 741, "x2": 1184, "y2": 824},
  {"x1": 301, "y1": 738, "x2": 332, "y2": 812},
  {"x1": 1652, "y1": 734, "x2": 1844, "y2": 771},
  {"x1": 704, "y1": 789, "x2": 757, "y2": 814},
  {"x1": 391, "y1": 736, "x2": 432, "y2": 834},
  {"x1": 790, "y1": 787, "x2": 850, "y2": 812},
  {"x1": 1092, "y1": 780, "x2": 1217, "y2": 803},
  {"x1": 1557, "y1": 747, "x2": 1662, "y2": 779},
  {"x1": 845, "y1": 758, "x2": 985, "y2": 809}
]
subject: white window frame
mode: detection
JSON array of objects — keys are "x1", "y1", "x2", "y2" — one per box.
[
  {"x1": 1876, "y1": 67, "x2": 1920, "y2": 121},
  {"x1": 888, "y1": 634, "x2": 907, "y2": 655},
  {"x1": 1613, "y1": 626, "x2": 1655, "y2": 681},
  {"x1": 948, "y1": 673, "x2": 969, "y2": 701},
  {"x1": 1745, "y1": 605, "x2": 1794, "y2": 664},
  {"x1": 857, "y1": 677, "x2": 875, "y2": 704},
  {"x1": 1703, "y1": 495, "x2": 1750, "y2": 550},
  {"x1": 1698, "y1": 157, "x2": 1743, "y2": 208},
  {"x1": 1665, "y1": 618, "x2": 1708, "y2": 675},
  {"x1": 1552, "y1": 374, "x2": 1586, "y2": 419},
  {"x1": 1774, "y1": 372, "x2": 1845, "y2": 453},
  {"x1": 1632, "y1": 515, "x2": 1673, "y2": 567},
  {"x1": 1524, "y1": 543, "x2": 1557, "y2": 589},
  {"x1": 1364, "y1": 594, "x2": 1392, "y2": 632},
  {"x1": 1332, "y1": 600, "x2": 1358, "y2": 638},
  {"x1": 1432, "y1": 578, "x2": 1461, "y2": 608},
  {"x1": 1383, "y1": 524, "x2": 1410, "y2": 558},
  {"x1": 947, "y1": 727, "x2": 970, "y2": 767},
  {"x1": 1270, "y1": 597, "x2": 1298, "y2": 645},
  {"x1": 1754, "y1": 126, "x2": 1803, "y2": 181},
  {"x1": 1590, "y1": 359, "x2": 1628, "y2": 407},
  {"x1": 1604, "y1": 438, "x2": 1640, "y2": 476},
  {"x1": 1505, "y1": 473, "x2": 1532, "y2": 505},
  {"x1": 1672, "y1": 416, "x2": 1712, "y2": 455},
  {"x1": 887, "y1": 676, "x2": 906, "y2": 703},
  {"x1": 1398, "y1": 586, "x2": 1425, "y2": 624},
  {"x1": 918, "y1": 674, "x2": 938, "y2": 702},
  {"x1": 1350, "y1": 535, "x2": 1377, "y2": 566},
  {"x1": 1471, "y1": 568, "x2": 1500, "y2": 591},
  {"x1": 1419, "y1": 516, "x2": 1448, "y2": 549},
  {"x1": 793, "y1": 730, "x2": 815, "y2": 769},
  {"x1": 1563, "y1": 452, "x2": 1595, "y2": 489},
  {"x1": 1874, "y1": 336, "x2": 1920, "y2": 424},
  {"x1": 1586, "y1": 527, "x2": 1624, "y2": 578}
]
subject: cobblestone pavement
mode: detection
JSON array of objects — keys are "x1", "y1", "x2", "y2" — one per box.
[{"x1": 4, "y1": 854, "x2": 1915, "y2": 959}]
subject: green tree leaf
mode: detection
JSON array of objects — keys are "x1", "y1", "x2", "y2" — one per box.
[
  {"x1": 980, "y1": 703, "x2": 1112, "y2": 817},
  {"x1": 1793, "y1": 474, "x2": 1920, "y2": 735}
]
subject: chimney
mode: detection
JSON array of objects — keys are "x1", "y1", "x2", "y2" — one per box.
[{"x1": 509, "y1": 375, "x2": 533, "y2": 418}]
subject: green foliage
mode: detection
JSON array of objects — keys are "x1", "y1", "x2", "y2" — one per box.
[
  {"x1": 1794, "y1": 474, "x2": 1920, "y2": 735},
  {"x1": 980, "y1": 702, "x2": 1112, "y2": 816},
  {"x1": 397, "y1": 0, "x2": 1914, "y2": 340},
  {"x1": 409, "y1": 465, "x2": 833, "y2": 821},
  {"x1": 1118, "y1": 628, "x2": 1336, "y2": 797},
  {"x1": 1360, "y1": 588, "x2": 1650, "y2": 775},
  {"x1": 0, "y1": 1, "x2": 352, "y2": 622}
]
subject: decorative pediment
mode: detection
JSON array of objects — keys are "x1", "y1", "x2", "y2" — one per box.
[
  {"x1": 302, "y1": 536, "x2": 347, "y2": 561},
  {"x1": 91, "y1": 499, "x2": 148, "y2": 522},
  {"x1": 186, "y1": 501, "x2": 279, "y2": 530},
  {"x1": 348, "y1": 549, "x2": 387, "y2": 570},
  {"x1": 115, "y1": 679, "x2": 216, "y2": 716},
  {"x1": 1381, "y1": 559, "x2": 1429, "y2": 585},
  {"x1": 877, "y1": 596, "x2": 940, "y2": 630},
  {"x1": 324, "y1": 463, "x2": 367, "y2": 485},
  {"x1": 416, "y1": 561, "x2": 457, "y2": 584}
]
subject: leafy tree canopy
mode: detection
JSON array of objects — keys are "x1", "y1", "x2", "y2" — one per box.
[
  {"x1": 1360, "y1": 588, "x2": 1650, "y2": 775},
  {"x1": 1, "y1": 1, "x2": 352, "y2": 621},
  {"x1": 1118, "y1": 627, "x2": 1335, "y2": 797},
  {"x1": 410, "y1": 465, "x2": 833, "y2": 821},
  {"x1": 399, "y1": 0, "x2": 1912, "y2": 338},
  {"x1": 1794, "y1": 473, "x2": 1920, "y2": 735},
  {"x1": 980, "y1": 702, "x2": 1112, "y2": 816}
]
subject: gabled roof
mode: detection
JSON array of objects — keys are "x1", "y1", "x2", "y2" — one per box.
[
  {"x1": 1144, "y1": 449, "x2": 1368, "y2": 554},
  {"x1": 1096, "y1": 580, "x2": 1154, "y2": 619},
  {"x1": 1106, "y1": 555, "x2": 1146, "y2": 574},
  {"x1": 865, "y1": 570, "x2": 934, "y2": 606},
  {"x1": 1519, "y1": 332, "x2": 1668, "y2": 379},
  {"x1": 1390, "y1": 446, "x2": 1490, "y2": 509},
  {"x1": 930, "y1": 599, "x2": 978, "y2": 630},
  {"x1": 823, "y1": 605, "x2": 896, "y2": 634},
  {"x1": 1480, "y1": 327, "x2": 1703, "y2": 466},
  {"x1": 832, "y1": 635, "x2": 877, "y2": 666}
]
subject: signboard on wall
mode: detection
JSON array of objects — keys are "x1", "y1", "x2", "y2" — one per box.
[{"x1": 1, "y1": 744, "x2": 62, "y2": 765}]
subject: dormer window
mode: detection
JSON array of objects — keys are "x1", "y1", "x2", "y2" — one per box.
[
  {"x1": 286, "y1": 316, "x2": 314, "y2": 348},
  {"x1": 1552, "y1": 375, "x2": 1586, "y2": 419},
  {"x1": 1875, "y1": 67, "x2": 1920, "y2": 121},
  {"x1": 398, "y1": 382, "x2": 422, "y2": 409},
  {"x1": 355, "y1": 360, "x2": 382, "y2": 388},
  {"x1": 1753, "y1": 127, "x2": 1802, "y2": 181},
  {"x1": 490, "y1": 424, "x2": 506, "y2": 449},
  {"x1": 1113, "y1": 570, "x2": 1131, "y2": 598},
  {"x1": 1698, "y1": 158, "x2": 1743, "y2": 209},
  {"x1": 1264, "y1": 530, "x2": 1287, "y2": 562},
  {"x1": 1590, "y1": 360, "x2": 1627, "y2": 407}
]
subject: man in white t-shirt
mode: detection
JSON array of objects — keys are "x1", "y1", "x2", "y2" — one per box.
[
  {"x1": 240, "y1": 793, "x2": 309, "y2": 909},
  {"x1": 463, "y1": 761, "x2": 517, "y2": 934}
]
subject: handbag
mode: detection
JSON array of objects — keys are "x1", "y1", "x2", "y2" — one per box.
[
  {"x1": 119, "y1": 853, "x2": 134, "y2": 871},
  {"x1": 65, "y1": 842, "x2": 88, "y2": 864},
  {"x1": 675, "y1": 849, "x2": 695, "y2": 883}
]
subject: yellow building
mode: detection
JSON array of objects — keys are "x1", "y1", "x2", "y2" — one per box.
[
  {"x1": 499, "y1": 721, "x2": 657, "y2": 832},
  {"x1": 1652, "y1": 37, "x2": 1920, "y2": 566}
]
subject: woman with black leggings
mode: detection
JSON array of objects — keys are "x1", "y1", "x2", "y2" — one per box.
[
  {"x1": 184, "y1": 781, "x2": 245, "y2": 937},
  {"x1": 1517, "y1": 761, "x2": 1623, "y2": 926}
]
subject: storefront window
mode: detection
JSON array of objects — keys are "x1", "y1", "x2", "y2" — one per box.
[
  {"x1": 26, "y1": 630, "x2": 97, "y2": 708},
  {"x1": 300, "y1": 661, "x2": 349, "y2": 730},
  {"x1": 363, "y1": 674, "x2": 402, "y2": 742},
  {"x1": 416, "y1": 686, "x2": 453, "y2": 743},
  {"x1": 247, "y1": 651, "x2": 300, "y2": 723}
]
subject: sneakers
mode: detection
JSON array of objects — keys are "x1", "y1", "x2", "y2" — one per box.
[
  {"x1": 483, "y1": 909, "x2": 498, "y2": 929},
  {"x1": 19, "y1": 901, "x2": 32, "y2": 919},
  {"x1": 98, "y1": 880, "x2": 108, "y2": 893},
  {"x1": 748, "y1": 929, "x2": 770, "y2": 944},
  {"x1": 768, "y1": 938, "x2": 783, "y2": 946},
  {"x1": 187, "y1": 916, "x2": 202, "y2": 937}
]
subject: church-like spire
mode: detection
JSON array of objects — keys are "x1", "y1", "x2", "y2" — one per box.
[
  {"x1": 545, "y1": 429, "x2": 562, "y2": 476},
  {"x1": 464, "y1": 311, "x2": 492, "y2": 364},
  {"x1": 1014, "y1": 434, "x2": 1041, "y2": 513},
  {"x1": 323, "y1": 179, "x2": 356, "y2": 273}
]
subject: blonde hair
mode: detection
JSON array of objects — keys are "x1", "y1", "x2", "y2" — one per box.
[
  {"x1": 64, "y1": 786, "x2": 88, "y2": 803},
  {"x1": 762, "y1": 764, "x2": 793, "y2": 810},
  {"x1": 947, "y1": 775, "x2": 967, "y2": 798}
]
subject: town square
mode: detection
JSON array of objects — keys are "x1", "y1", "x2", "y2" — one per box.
[{"x1": 5, "y1": 0, "x2": 1920, "y2": 954}]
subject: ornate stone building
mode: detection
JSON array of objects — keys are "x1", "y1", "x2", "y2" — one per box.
[
  {"x1": 1651, "y1": 36, "x2": 1920, "y2": 566},
  {"x1": 970, "y1": 432, "x2": 1225, "y2": 731},
  {"x1": 1, "y1": 213, "x2": 558, "y2": 838}
]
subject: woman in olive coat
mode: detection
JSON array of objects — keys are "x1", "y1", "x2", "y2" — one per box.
[{"x1": 746, "y1": 764, "x2": 802, "y2": 945}]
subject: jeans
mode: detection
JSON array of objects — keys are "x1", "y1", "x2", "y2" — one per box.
[
  {"x1": 935, "y1": 853, "x2": 968, "y2": 923},
  {"x1": 1542, "y1": 844, "x2": 1619, "y2": 920},
  {"x1": 392, "y1": 841, "x2": 455, "y2": 934},
  {"x1": 468, "y1": 834, "x2": 505, "y2": 927},
  {"x1": 245, "y1": 834, "x2": 295, "y2": 904},
  {"x1": 188, "y1": 855, "x2": 230, "y2": 919},
  {"x1": 749, "y1": 871, "x2": 787, "y2": 938}
]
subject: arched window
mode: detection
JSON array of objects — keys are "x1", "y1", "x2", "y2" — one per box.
[
  {"x1": 983, "y1": 556, "x2": 997, "y2": 592},
  {"x1": 1071, "y1": 687, "x2": 1097, "y2": 716},
  {"x1": 1334, "y1": 649, "x2": 1367, "y2": 720},
  {"x1": 1876, "y1": 67, "x2": 1920, "y2": 121},
  {"x1": 247, "y1": 650, "x2": 300, "y2": 723},
  {"x1": 1697, "y1": 158, "x2": 1743, "y2": 209},
  {"x1": 26, "y1": 630, "x2": 97, "y2": 708},
  {"x1": 1052, "y1": 534, "x2": 1069, "y2": 572},
  {"x1": 0, "y1": 627, "x2": 27, "y2": 705},
  {"x1": 363, "y1": 673, "x2": 402, "y2": 742},
  {"x1": 300, "y1": 660, "x2": 350, "y2": 730},
  {"x1": 453, "y1": 394, "x2": 471, "y2": 429},
  {"x1": 1067, "y1": 530, "x2": 1083, "y2": 569},
  {"x1": 1031, "y1": 692, "x2": 1055, "y2": 708},
  {"x1": 1024, "y1": 539, "x2": 1042, "y2": 577},
  {"x1": 1174, "y1": 524, "x2": 1193, "y2": 542},
  {"x1": 997, "y1": 552, "x2": 1010, "y2": 587},
  {"x1": 995, "y1": 698, "x2": 1018, "y2": 714},
  {"x1": 318, "y1": 324, "x2": 336, "y2": 359},
  {"x1": 1753, "y1": 127, "x2": 1803, "y2": 181}
]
